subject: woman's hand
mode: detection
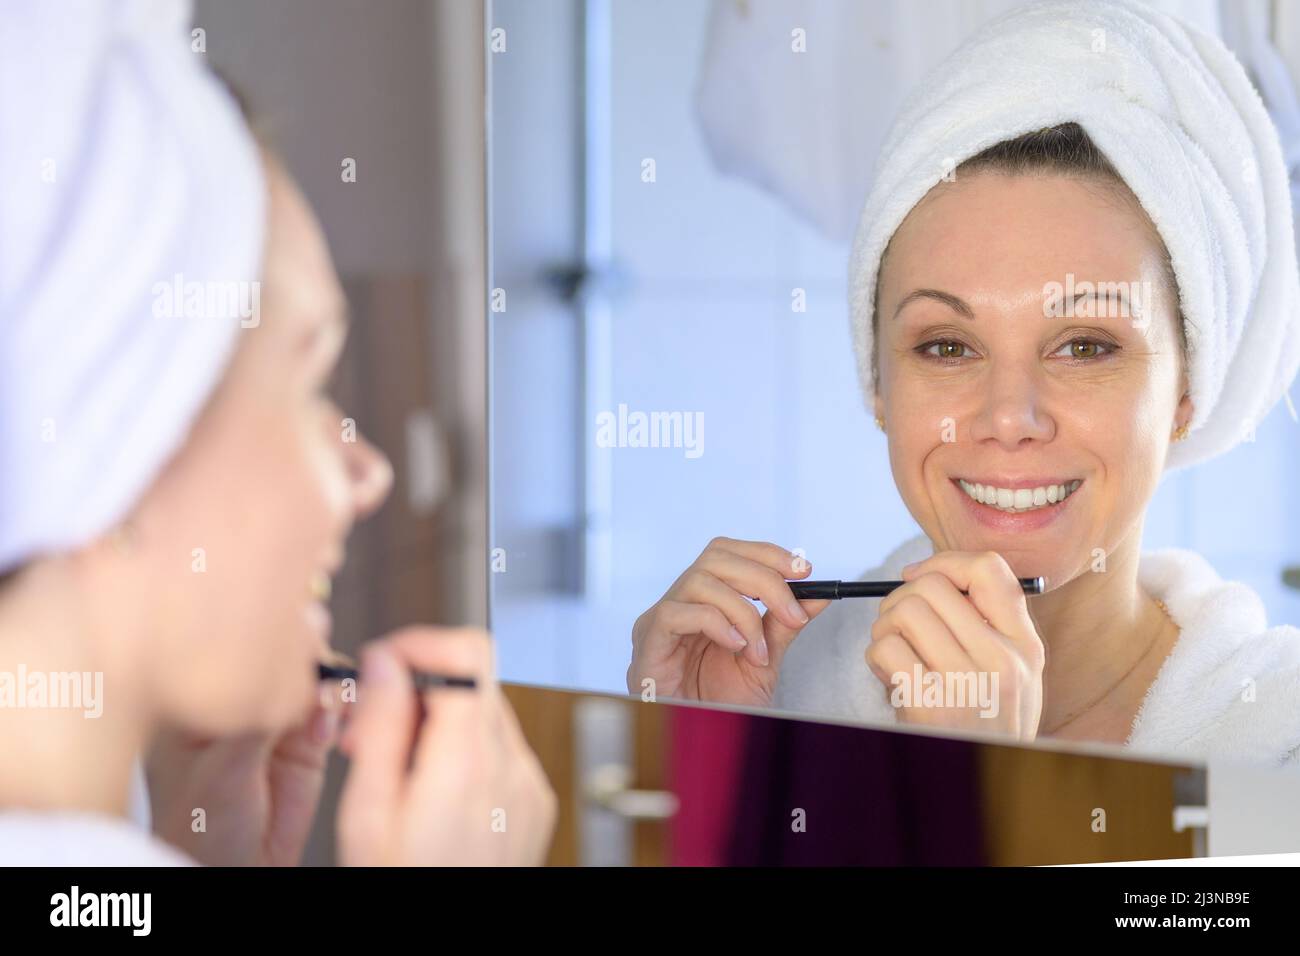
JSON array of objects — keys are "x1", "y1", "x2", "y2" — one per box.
[
  {"x1": 336, "y1": 627, "x2": 556, "y2": 866},
  {"x1": 628, "y1": 537, "x2": 830, "y2": 706},
  {"x1": 865, "y1": 550, "x2": 1044, "y2": 739},
  {"x1": 146, "y1": 683, "x2": 342, "y2": 867}
]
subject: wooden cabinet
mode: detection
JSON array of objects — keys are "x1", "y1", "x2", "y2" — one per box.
[{"x1": 503, "y1": 684, "x2": 1197, "y2": 866}]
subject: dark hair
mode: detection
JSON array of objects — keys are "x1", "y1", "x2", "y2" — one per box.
[
  {"x1": 958, "y1": 121, "x2": 1127, "y2": 179},
  {"x1": 872, "y1": 122, "x2": 1187, "y2": 383}
]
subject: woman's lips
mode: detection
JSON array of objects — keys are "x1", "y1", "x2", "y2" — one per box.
[
  {"x1": 305, "y1": 601, "x2": 332, "y2": 649},
  {"x1": 950, "y1": 477, "x2": 1080, "y2": 532}
]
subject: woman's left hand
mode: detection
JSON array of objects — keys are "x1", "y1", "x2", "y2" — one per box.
[
  {"x1": 145, "y1": 682, "x2": 343, "y2": 866},
  {"x1": 865, "y1": 550, "x2": 1045, "y2": 739}
]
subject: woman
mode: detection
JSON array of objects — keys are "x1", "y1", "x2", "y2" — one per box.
[
  {"x1": 0, "y1": 1, "x2": 555, "y2": 864},
  {"x1": 628, "y1": 0, "x2": 1300, "y2": 765}
]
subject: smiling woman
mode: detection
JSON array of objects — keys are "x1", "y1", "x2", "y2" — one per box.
[
  {"x1": 627, "y1": 0, "x2": 1300, "y2": 765},
  {"x1": 872, "y1": 126, "x2": 1191, "y2": 576},
  {"x1": 856, "y1": 126, "x2": 1194, "y2": 744}
]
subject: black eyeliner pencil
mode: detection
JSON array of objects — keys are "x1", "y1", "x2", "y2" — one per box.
[
  {"x1": 316, "y1": 662, "x2": 477, "y2": 690},
  {"x1": 788, "y1": 576, "x2": 1045, "y2": 600}
]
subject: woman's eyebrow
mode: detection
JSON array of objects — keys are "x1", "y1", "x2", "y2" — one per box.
[
  {"x1": 893, "y1": 286, "x2": 1137, "y2": 322},
  {"x1": 892, "y1": 288, "x2": 976, "y2": 321}
]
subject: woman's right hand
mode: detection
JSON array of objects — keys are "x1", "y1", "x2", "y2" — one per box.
[
  {"x1": 336, "y1": 627, "x2": 556, "y2": 866},
  {"x1": 627, "y1": 537, "x2": 830, "y2": 706}
]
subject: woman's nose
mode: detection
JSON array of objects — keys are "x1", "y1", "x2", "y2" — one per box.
[
  {"x1": 345, "y1": 430, "x2": 394, "y2": 521},
  {"x1": 968, "y1": 366, "x2": 1056, "y2": 448}
]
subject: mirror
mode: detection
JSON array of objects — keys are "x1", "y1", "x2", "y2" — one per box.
[{"x1": 487, "y1": 0, "x2": 1300, "y2": 775}]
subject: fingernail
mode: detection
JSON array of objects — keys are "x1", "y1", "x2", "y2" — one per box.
[
  {"x1": 311, "y1": 707, "x2": 338, "y2": 745},
  {"x1": 729, "y1": 626, "x2": 748, "y2": 649},
  {"x1": 900, "y1": 562, "x2": 918, "y2": 577},
  {"x1": 756, "y1": 635, "x2": 770, "y2": 666},
  {"x1": 787, "y1": 601, "x2": 809, "y2": 625},
  {"x1": 361, "y1": 646, "x2": 398, "y2": 686}
]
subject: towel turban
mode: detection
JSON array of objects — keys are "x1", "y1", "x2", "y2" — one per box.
[
  {"x1": 0, "y1": 0, "x2": 265, "y2": 573},
  {"x1": 849, "y1": 0, "x2": 1300, "y2": 472}
]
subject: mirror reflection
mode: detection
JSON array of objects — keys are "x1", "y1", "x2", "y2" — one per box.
[{"x1": 489, "y1": 0, "x2": 1300, "y2": 771}]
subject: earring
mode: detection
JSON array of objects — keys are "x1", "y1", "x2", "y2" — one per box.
[
  {"x1": 1172, "y1": 424, "x2": 1189, "y2": 442},
  {"x1": 309, "y1": 569, "x2": 332, "y2": 602},
  {"x1": 875, "y1": 415, "x2": 886, "y2": 432}
]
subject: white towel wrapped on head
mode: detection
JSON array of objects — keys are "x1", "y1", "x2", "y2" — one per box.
[
  {"x1": 848, "y1": 0, "x2": 1300, "y2": 472},
  {"x1": 0, "y1": 0, "x2": 265, "y2": 573}
]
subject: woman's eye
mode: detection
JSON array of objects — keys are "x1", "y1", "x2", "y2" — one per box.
[
  {"x1": 1054, "y1": 338, "x2": 1115, "y2": 360},
  {"x1": 918, "y1": 340, "x2": 971, "y2": 361},
  {"x1": 916, "y1": 337, "x2": 1116, "y2": 363}
]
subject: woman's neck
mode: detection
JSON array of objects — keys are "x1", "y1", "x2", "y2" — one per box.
[
  {"x1": 1023, "y1": 533, "x2": 1179, "y2": 741},
  {"x1": 0, "y1": 560, "x2": 149, "y2": 816}
]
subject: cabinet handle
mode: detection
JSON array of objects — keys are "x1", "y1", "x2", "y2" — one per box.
[
  {"x1": 583, "y1": 764, "x2": 679, "y2": 821},
  {"x1": 1172, "y1": 805, "x2": 1208, "y2": 832}
]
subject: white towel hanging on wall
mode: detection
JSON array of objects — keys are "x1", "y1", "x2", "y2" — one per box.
[{"x1": 694, "y1": 0, "x2": 1259, "y2": 243}]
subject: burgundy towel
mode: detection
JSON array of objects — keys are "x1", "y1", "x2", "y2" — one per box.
[{"x1": 724, "y1": 714, "x2": 988, "y2": 866}]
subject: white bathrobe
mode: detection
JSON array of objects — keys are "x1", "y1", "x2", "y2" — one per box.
[
  {"x1": 0, "y1": 760, "x2": 192, "y2": 865},
  {"x1": 773, "y1": 533, "x2": 1300, "y2": 767},
  {"x1": 0, "y1": 813, "x2": 193, "y2": 866}
]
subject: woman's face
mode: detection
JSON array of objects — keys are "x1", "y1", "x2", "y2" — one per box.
[
  {"x1": 873, "y1": 171, "x2": 1192, "y2": 586},
  {"x1": 131, "y1": 153, "x2": 392, "y2": 735}
]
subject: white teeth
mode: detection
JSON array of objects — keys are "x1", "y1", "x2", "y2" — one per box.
[{"x1": 958, "y1": 478, "x2": 1080, "y2": 513}]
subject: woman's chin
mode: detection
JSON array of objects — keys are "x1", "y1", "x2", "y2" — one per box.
[
  {"x1": 247, "y1": 662, "x2": 318, "y2": 735},
  {"x1": 223, "y1": 626, "x2": 324, "y2": 734}
]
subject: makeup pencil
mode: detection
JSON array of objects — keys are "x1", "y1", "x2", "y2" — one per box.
[
  {"x1": 316, "y1": 652, "x2": 477, "y2": 690},
  {"x1": 788, "y1": 576, "x2": 1045, "y2": 600}
]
